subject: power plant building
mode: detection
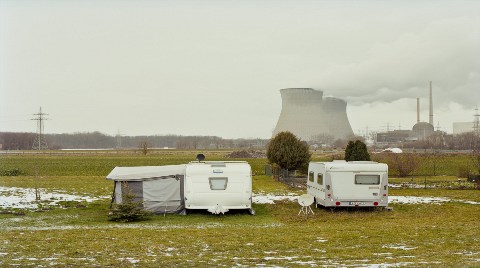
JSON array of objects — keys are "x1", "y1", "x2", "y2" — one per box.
[
  {"x1": 377, "y1": 81, "x2": 438, "y2": 145},
  {"x1": 272, "y1": 88, "x2": 354, "y2": 141}
]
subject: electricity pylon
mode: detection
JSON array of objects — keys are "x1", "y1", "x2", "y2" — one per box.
[{"x1": 31, "y1": 107, "x2": 49, "y2": 150}]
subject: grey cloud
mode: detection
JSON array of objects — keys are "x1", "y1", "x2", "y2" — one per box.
[{"x1": 313, "y1": 18, "x2": 480, "y2": 108}]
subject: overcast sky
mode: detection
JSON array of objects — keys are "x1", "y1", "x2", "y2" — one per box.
[{"x1": 1, "y1": 1, "x2": 479, "y2": 139}]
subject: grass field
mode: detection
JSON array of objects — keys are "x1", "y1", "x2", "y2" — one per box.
[{"x1": 1, "y1": 151, "x2": 479, "y2": 267}]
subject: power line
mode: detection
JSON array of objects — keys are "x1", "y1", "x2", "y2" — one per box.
[{"x1": 31, "y1": 107, "x2": 49, "y2": 150}]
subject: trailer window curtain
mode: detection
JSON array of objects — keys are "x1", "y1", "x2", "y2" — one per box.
[
  {"x1": 209, "y1": 177, "x2": 228, "y2": 190},
  {"x1": 355, "y1": 175, "x2": 380, "y2": 185}
]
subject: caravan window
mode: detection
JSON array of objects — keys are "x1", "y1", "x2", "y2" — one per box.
[
  {"x1": 308, "y1": 172, "x2": 314, "y2": 182},
  {"x1": 317, "y1": 173, "x2": 323, "y2": 185},
  {"x1": 209, "y1": 177, "x2": 228, "y2": 190},
  {"x1": 355, "y1": 175, "x2": 380, "y2": 185}
]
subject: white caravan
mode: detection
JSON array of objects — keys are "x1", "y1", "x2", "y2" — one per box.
[
  {"x1": 106, "y1": 160, "x2": 254, "y2": 215},
  {"x1": 307, "y1": 161, "x2": 388, "y2": 208},
  {"x1": 184, "y1": 161, "x2": 254, "y2": 215}
]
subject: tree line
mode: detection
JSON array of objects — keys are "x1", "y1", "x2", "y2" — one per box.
[
  {"x1": 0, "y1": 131, "x2": 268, "y2": 150},
  {"x1": 309, "y1": 132, "x2": 479, "y2": 151}
]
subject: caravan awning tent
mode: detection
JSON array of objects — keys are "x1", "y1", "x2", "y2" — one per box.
[{"x1": 106, "y1": 165, "x2": 186, "y2": 214}]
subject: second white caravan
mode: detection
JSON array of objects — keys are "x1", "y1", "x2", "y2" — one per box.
[
  {"x1": 184, "y1": 161, "x2": 254, "y2": 215},
  {"x1": 307, "y1": 160, "x2": 388, "y2": 208}
]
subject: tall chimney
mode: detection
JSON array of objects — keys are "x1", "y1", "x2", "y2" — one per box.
[
  {"x1": 417, "y1": 97, "x2": 420, "y2": 123},
  {"x1": 429, "y1": 81, "x2": 433, "y2": 125}
]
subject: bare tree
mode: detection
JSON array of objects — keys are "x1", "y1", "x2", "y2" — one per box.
[
  {"x1": 139, "y1": 140, "x2": 150, "y2": 155},
  {"x1": 471, "y1": 136, "x2": 480, "y2": 189},
  {"x1": 377, "y1": 153, "x2": 421, "y2": 177}
]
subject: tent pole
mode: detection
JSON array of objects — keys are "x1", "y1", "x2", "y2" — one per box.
[{"x1": 109, "y1": 182, "x2": 116, "y2": 209}]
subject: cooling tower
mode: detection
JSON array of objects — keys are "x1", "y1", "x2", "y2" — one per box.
[{"x1": 272, "y1": 88, "x2": 354, "y2": 141}]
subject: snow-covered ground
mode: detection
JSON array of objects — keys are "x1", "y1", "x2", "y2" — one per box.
[
  {"x1": 0, "y1": 186, "x2": 109, "y2": 210},
  {"x1": 252, "y1": 193, "x2": 298, "y2": 204},
  {"x1": 0, "y1": 186, "x2": 478, "y2": 211},
  {"x1": 252, "y1": 192, "x2": 480, "y2": 205},
  {"x1": 389, "y1": 196, "x2": 480, "y2": 205}
]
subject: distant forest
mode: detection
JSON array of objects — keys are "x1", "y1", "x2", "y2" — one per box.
[
  {"x1": 0, "y1": 132, "x2": 268, "y2": 150},
  {"x1": 1, "y1": 131, "x2": 478, "y2": 151}
]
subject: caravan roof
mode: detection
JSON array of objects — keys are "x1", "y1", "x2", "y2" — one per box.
[
  {"x1": 313, "y1": 161, "x2": 388, "y2": 172},
  {"x1": 187, "y1": 161, "x2": 248, "y2": 165},
  {"x1": 106, "y1": 165, "x2": 186, "y2": 181}
]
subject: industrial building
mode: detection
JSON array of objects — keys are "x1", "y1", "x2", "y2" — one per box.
[
  {"x1": 272, "y1": 88, "x2": 354, "y2": 141},
  {"x1": 376, "y1": 81, "x2": 438, "y2": 145}
]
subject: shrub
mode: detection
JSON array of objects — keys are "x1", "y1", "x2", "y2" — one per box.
[
  {"x1": 344, "y1": 140, "x2": 370, "y2": 161},
  {"x1": 1, "y1": 168, "x2": 24, "y2": 176},
  {"x1": 457, "y1": 165, "x2": 472, "y2": 178},
  {"x1": 266, "y1": 131, "x2": 311, "y2": 172},
  {"x1": 382, "y1": 153, "x2": 420, "y2": 177},
  {"x1": 108, "y1": 183, "x2": 152, "y2": 222}
]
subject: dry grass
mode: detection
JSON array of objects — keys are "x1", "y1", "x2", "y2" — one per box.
[{"x1": 0, "y1": 152, "x2": 479, "y2": 266}]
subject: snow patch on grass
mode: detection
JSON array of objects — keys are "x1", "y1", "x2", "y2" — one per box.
[
  {"x1": 118, "y1": 257, "x2": 140, "y2": 264},
  {"x1": 389, "y1": 196, "x2": 450, "y2": 204},
  {"x1": 252, "y1": 193, "x2": 298, "y2": 204},
  {"x1": 454, "y1": 251, "x2": 478, "y2": 256},
  {"x1": 253, "y1": 193, "x2": 479, "y2": 205},
  {"x1": 264, "y1": 256, "x2": 299, "y2": 261},
  {"x1": 291, "y1": 260, "x2": 317, "y2": 265},
  {"x1": 1, "y1": 222, "x2": 284, "y2": 231},
  {"x1": 367, "y1": 262, "x2": 416, "y2": 267},
  {"x1": 389, "y1": 196, "x2": 479, "y2": 205},
  {"x1": 382, "y1": 244, "x2": 417, "y2": 251},
  {"x1": 0, "y1": 186, "x2": 109, "y2": 210},
  {"x1": 315, "y1": 237, "x2": 328, "y2": 243},
  {"x1": 459, "y1": 200, "x2": 480, "y2": 205}
]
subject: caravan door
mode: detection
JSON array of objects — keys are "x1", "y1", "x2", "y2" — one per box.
[{"x1": 307, "y1": 163, "x2": 326, "y2": 205}]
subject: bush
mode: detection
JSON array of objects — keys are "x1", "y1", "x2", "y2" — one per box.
[
  {"x1": 344, "y1": 140, "x2": 370, "y2": 161},
  {"x1": 457, "y1": 165, "x2": 472, "y2": 178},
  {"x1": 108, "y1": 183, "x2": 152, "y2": 222},
  {"x1": 1, "y1": 168, "x2": 24, "y2": 176},
  {"x1": 466, "y1": 175, "x2": 480, "y2": 189},
  {"x1": 267, "y1": 131, "x2": 311, "y2": 172},
  {"x1": 381, "y1": 153, "x2": 420, "y2": 177}
]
